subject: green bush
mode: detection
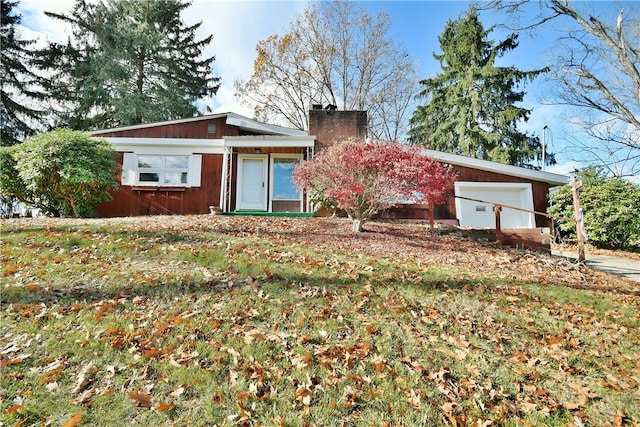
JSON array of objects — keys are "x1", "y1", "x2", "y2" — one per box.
[
  {"x1": 1, "y1": 129, "x2": 120, "y2": 217},
  {"x1": 549, "y1": 168, "x2": 640, "y2": 251}
]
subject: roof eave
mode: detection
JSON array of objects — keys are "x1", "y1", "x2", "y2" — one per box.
[
  {"x1": 422, "y1": 149, "x2": 570, "y2": 186},
  {"x1": 90, "y1": 112, "x2": 308, "y2": 137}
]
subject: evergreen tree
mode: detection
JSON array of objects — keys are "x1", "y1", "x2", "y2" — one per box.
[
  {"x1": 409, "y1": 8, "x2": 549, "y2": 168},
  {"x1": 1, "y1": 0, "x2": 50, "y2": 146},
  {"x1": 45, "y1": 0, "x2": 220, "y2": 130}
]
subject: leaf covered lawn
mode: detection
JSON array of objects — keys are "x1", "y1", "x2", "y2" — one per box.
[{"x1": 1, "y1": 215, "x2": 639, "y2": 426}]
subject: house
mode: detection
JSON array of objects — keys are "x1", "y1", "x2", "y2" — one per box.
[
  {"x1": 92, "y1": 109, "x2": 568, "y2": 234},
  {"x1": 382, "y1": 149, "x2": 569, "y2": 229},
  {"x1": 91, "y1": 109, "x2": 366, "y2": 217}
]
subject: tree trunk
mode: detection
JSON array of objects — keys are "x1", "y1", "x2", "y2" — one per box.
[{"x1": 351, "y1": 217, "x2": 364, "y2": 232}]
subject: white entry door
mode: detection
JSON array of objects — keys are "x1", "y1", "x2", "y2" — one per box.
[{"x1": 237, "y1": 155, "x2": 268, "y2": 210}]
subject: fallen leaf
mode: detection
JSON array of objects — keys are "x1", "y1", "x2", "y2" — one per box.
[
  {"x1": 61, "y1": 411, "x2": 83, "y2": 427},
  {"x1": 154, "y1": 403, "x2": 176, "y2": 412},
  {"x1": 128, "y1": 390, "x2": 152, "y2": 408},
  {"x1": 295, "y1": 315, "x2": 306, "y2": 328},
  {"x1": 568, "y1": 382, "x2": 598, "y2": 404},
  {"x1": 0, "y1": 357, "x2": 25, "y2": 368},
  {"x1": 169, "y1": 385, "x2": 186, "y2": 399},
  {"x1": 72, "y1": 362, "x2": 94, "y2": 396},
  {"x1": 405, "y1": 389, "x2": 422, "y2": 409},
  {"x1": 562, "y1": 401, "x2": 582, "y2": 410},
  {"x1": 73, "y1": 389, "x2": 95, "y2": 406},
  {"x1": 365, "y1": 324, "x2": 378, "y2": 334},
  {"x1": 3, "y1": 404, "x2": 23, "y2": 415}
]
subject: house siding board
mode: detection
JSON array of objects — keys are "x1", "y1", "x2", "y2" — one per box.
[
  {"x1": 92, "y1": 117, "x2": 239, "y2": 139},
  {"x1": 96, "y1": 153, "x2": 223, "y2": 217},
  {"x1": 392, "y1": 164, "x2": 553, "y2": 227}
]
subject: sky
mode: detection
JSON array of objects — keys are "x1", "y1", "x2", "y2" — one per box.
[{"x1": 14, "y1": 0, "x2": 635, "y2": 177}]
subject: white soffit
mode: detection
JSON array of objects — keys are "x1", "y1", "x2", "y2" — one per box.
[
  {"x1": 97, "y1": 137, "x2": 225, "y2": 154},
  {"x1": 225, "y1": 113, "x2": 308, "y2": 137},
  {"x1": 224, "y1": 135, "x2": 315, "y2": 148}
]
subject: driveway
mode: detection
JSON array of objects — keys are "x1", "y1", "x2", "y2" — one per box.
[
  {"x1": 552, "y1": 248, "x2": 640, "y2": 283},
  {"x1": 584, "y1": 255, "x2": 640, "y2": 283}
]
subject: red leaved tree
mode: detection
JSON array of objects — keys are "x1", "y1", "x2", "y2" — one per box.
[{"x1": 293, "y1": 139, "x2": 454, "y2": 232}]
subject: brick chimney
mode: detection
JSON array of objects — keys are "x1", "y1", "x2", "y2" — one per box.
[{"x1": 308, "y1": 106, "x2": 368, "y2": 152}]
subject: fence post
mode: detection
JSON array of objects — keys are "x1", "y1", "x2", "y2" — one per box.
[
  {"x1": 495, "y1": 204, "x2": 502, "y2": 246},
  {"x1": 571, "y1": 181, "x2": 586, "y2": 263},
  {"x1": 429, "y1": 200, "x2": 435, "y2": 229}
]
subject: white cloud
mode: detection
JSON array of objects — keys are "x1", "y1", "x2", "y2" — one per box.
[
  {"x1": 184, "y1": 1, "x2": 307, "y2": 115},
  {"x1": 17, "y1": 0, "x2": 75, "y2": 45}
]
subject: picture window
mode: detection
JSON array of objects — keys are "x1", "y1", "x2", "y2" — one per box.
[{"x1": 137, "y1": 155, "x2": 189, "y2": 185}]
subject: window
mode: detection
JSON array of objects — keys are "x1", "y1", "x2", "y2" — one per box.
[
  {"x1": 207, "y1": 123, "x2": 217, "y2": 135},
  {"x1": 137, "y1": 155, "x2": 188, "y2": 185},
  {"x1": 122, "y1": 153, "x2": 201, "y2": 187},
  {"x1": 272, "y1": 158, "x2": 300, "y2": 200}
]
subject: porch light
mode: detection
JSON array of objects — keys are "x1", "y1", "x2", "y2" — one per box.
[{"x1": 255, "y1": 148, "x2": 262, "y2": 154}]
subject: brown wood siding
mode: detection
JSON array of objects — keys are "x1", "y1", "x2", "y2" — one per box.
[
  {"x1": 92, "y1": 117, "x2": 241, "y2": 138},
  {"x1": 96, "y1": 153, "x2": 223, "y2": 217},
  {"x1": 388, "y1": 164, "x2": 553, "y2": 227}
]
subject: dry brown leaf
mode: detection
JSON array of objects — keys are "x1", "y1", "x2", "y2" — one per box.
[
  {"x1": 562, "y1": 401, "x2": 582, "y2": 410},
  {"x1": 568, "y1": 382, "x2": 598, "y2": 404},
  {"x1": 72, "y1": 362, "x2": 94, "y2": 396},
  {"x1": 3, "y1": 404, "x2": 23, "y2": 415},
  {"x1": 128, "y1": 390, "x2": 152, "y2": 408},
  {"x1": 61, "y1": 411, "x2": 83, "y2": 427},
  {"x1": 295, "y1": 315, "x2": 307, "y2": 328},
  {"x1": 365, "y1": 324, "x2": 378, "y2": 335},
  {"x1": 154, "y1": 403, "x2": 176, "y2": 412},
  {"x1": 73, "y1": 389, "x2": 95, "y2": 406},
  {"x1": 0, "y1": 357, "x2": 24, "y2": 368}
]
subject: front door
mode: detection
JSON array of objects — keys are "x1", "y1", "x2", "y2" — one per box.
[{"x1": 237, "y1": 155, "x2": 267, "y2": 210}]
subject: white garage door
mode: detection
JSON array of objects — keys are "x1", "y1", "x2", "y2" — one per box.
[{"x1": 455, "y1": 182, "x2": 535, "y2": 228}]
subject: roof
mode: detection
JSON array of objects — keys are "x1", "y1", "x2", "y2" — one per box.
[
  {"x1": 90, "y1": 112, "x2": 308, "y2": 137},
  {"x1": 422, "y1": 149, "x2": 570, "y2": 186}
]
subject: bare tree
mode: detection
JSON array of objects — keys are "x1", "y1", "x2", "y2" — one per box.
[
  {"x1": 486, "y1": 0, "x2": 640, "y2": 173},
  {"x1": 235, "y1": 0, "x2": 417, "y2": 140}
]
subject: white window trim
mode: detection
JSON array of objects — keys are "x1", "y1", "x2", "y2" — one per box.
[
  {"x1": 269, "y1": 154, "x2": 303, "y2": 212},
  {"x1": 122, "y1": 152, "x2": 201, "y2": 187}
]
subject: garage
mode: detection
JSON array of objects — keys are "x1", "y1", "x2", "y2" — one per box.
[{"x1": 454, "y1": 182, "x2": 535, "y2": 228}]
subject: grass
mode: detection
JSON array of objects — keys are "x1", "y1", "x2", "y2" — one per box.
[{"x1": 1, "y1": 217, "x2": 639, "y2": 427}]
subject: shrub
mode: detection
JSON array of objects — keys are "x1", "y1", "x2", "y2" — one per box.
[
  {"x1": 549, "y1": 168, "x2": 640, "y2": 251},
  {"x1": 293, "y1": 139, "x2": 453, "y2": 232},
  {"x1": 3, "y1": 129, "x2": 120, "y2": 217}
]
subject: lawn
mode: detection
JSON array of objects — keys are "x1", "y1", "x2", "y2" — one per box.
[{"x1": 1, "y1": 215, "x2": 639, "y2": 427}]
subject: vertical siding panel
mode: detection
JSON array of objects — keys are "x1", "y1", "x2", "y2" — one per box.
[{"x1": 96, "y1": 153, "x2": 223, "y2": 217}]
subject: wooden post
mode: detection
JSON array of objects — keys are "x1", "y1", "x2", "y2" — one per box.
[
  {"x1": 495, "y1": 204, "x2": 502, "y2": 246},
  {"x1": 429, "y1": 200, "x2": 435, "y2": 229},
  {"x1": 571, "y1": 181, "x2": 586, "y2": 263}
]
